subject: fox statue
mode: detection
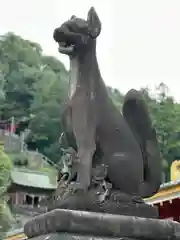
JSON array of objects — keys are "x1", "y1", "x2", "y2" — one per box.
[{"x1": 53, "y1": 7, "x2": 161, "y2": 198}]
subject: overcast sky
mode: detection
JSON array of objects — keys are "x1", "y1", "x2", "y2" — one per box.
[{"x1": 1, "y1": 0, "x2": 180, "y2": 100}]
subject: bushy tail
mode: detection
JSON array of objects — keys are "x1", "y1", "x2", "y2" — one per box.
[{"x1": 122, "y1": 89, "x2": 161, "y2": 198}]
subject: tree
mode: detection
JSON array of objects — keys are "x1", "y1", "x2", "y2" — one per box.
[
  {"x1": 0, "y1": 146, "x2": 13, "y2": 237},
  {"x1": 28, "y1": 66, "x2": 69, "y2": 162},
  {"x1": 0, "y1": 32, "x2": 180, "y2": 182},
  {"x1": 107, "y1": 87, "x2": 124, "y2": 110},
  {"x1": 0, "y1": 32, "x2": 42, "y2": 120},
  {"x1": 0, "y1": 32, "x2": 69, "y2": 162},
  {"x1": 140, "y1": 84, "x2": 180, "y2": 181}
]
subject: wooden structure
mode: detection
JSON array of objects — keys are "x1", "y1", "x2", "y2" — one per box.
[
  {"x1": 145, "y1": 180, "x2": 180, "y2": 221},
  {"x1": 5, "y1": 169, "x2": 57, "y2": 238},
  {"x1": 5, "y1": 228, "x2": 27, "y2": 240},
  {"x1": 8, "y1": 168, "x2": 57, "y2": 218},
  {"x1": 145, "y1": 161, "x2": 180, "y2": 221}
]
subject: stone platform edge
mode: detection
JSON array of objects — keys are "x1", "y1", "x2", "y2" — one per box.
[{"x1": 24, "y1": 209, "x2": 180, "y2": 240}]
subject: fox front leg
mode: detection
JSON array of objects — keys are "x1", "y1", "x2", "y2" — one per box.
[
  {"x1": 70, "y1": 144, "x2": 96, "y2": 192},
  {"x1": 70, "y1": 123, "x2": 96, "y2": 192},
  {"x1": 70, "y1": 94, "x2": 96, "y2": 192}
]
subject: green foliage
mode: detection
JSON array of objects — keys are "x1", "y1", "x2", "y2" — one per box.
[
  {"x1": 28, "y1": 64, "x2": 68, "y2": 162},
  {"x1": 0, "y1": 32, "x2": 179, "y2": 183},
  {"x1": 107, "y1": 87, "x2": 124, "y2": 110},
  {"x1": 139, "y1": 84, "x2": 180, "y2": 181},
  {"x1": 0, "y1": 147, "x2": 13, "y2": 236},
  {"x1": 0, "y1": 202, "x2": 13, "y2": 237},
  {"x1": 0, "y1": 32, "x2": 69, "y2": 163},
  {"x1": 0, "y1": 33, "x2": 42, "y2": 119},
  {"x1": 0, "y1": 147, "x2": 12, "y2": 196}
]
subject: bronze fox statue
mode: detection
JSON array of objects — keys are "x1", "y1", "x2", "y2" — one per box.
[{"x1": 53, "y1": 7, "x2": 161, "y2": 198}]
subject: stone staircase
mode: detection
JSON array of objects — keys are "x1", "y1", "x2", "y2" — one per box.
[
  {"x1": 2, "y1": 128, "x2": 59, "y2": 229},
  {"x1": 0, "y1": 128, "x2": 58, "y2": 169}
]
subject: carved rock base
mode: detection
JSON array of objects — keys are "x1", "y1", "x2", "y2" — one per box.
[
  {"x1": 24, "y1": 209, "x2": 180, "y2": 240},
  {"x1": 23, "y1": 234, "x2": 140, "y2": 240},
  {"x1": 47, "y1": 182, "x2": 158, "y2": 219}
]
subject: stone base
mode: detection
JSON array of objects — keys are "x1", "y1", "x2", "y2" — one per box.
[
  {"x1": 24, "y1": 233, "x2": 145, "y2": 240},
  {"x1": 47, "y1": 183, "x2": 158, "y2": 219},
  {"x1": 24, "y1": 209, "x2": 180, "y2": 240},
  {"x1": 24, "y1": 233, "x2": 142, "y2": 240}
]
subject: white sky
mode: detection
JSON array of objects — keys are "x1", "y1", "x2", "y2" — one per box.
[{"x1": 1, "y1": 0, "x2": 180, "y2": 100}]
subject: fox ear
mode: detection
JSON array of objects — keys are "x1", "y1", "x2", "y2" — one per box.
[
  {"x1": 87, "y1": 7, "x2": 101, "y2": 38},
  {"x1": 70, "y1": 15, "x2": 76, "y2": 20}
]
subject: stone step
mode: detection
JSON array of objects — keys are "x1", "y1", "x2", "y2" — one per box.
[{"x1": 24, "y1": 209, "x2": 180, "y2": 240}]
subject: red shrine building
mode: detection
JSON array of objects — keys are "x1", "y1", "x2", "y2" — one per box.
[{"x1": 145, "y1": 160, "x2": 180, "y2": 222}]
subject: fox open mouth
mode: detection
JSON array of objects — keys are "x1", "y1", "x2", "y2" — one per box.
[{"x1": 58, "y1": 42, "x2": 75, "y2": 55}]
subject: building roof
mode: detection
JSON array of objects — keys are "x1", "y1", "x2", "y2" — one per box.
[
  {"x1": 11, "y1": 168, "x2": 57, "y2": 190},
  {"x1": 145, "y1": 180, "x2": 180, "y2": 204},
  {"x1": 6, "y1": 227, "x2": 24, "y2": 236},
  {"x1": 160, "y1": 180, "x2": 180, "y2": 190},
  {"x1": 16, "y1": 233, "x2": 77, "y2": 240},
  {"x1": 5, "y1": 228, "x2": 27, "y2": 239}
]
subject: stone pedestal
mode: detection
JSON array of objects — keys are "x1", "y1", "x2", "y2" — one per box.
[
  {"x1": 47, "y1": 183, "x2": 158, "y2": 219},
  {"x1": 24, "y1": 209, "x2": 180, "y2": 240}
]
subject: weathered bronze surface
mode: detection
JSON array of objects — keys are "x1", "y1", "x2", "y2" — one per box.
[{"x1": 53, "y1": 7, "x2": 161, "y2": 199}]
